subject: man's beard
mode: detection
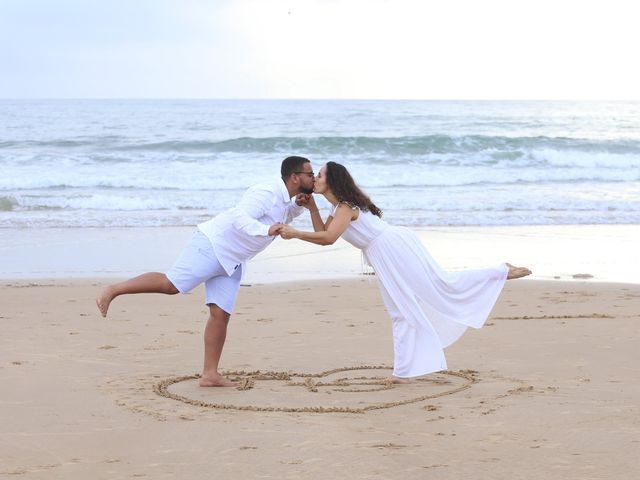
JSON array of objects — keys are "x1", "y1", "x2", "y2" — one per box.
[{"x1": 300, "y1": 186, "x2": 314, "y2": 195}]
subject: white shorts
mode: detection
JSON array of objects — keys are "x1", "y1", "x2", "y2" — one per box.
[{"x1": 166, "y1": 231, "x2": 243, "y2": 314}]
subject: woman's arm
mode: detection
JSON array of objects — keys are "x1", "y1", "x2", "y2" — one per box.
[
  {"x1": 305, "y1": 196, "x2": 332, "y2": 233},
  {"x1": 280, "y1": 203, "x2": 356, "y2": 246}
]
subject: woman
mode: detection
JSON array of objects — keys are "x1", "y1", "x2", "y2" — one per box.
[{"x1": 279, "y1": 162, "x2": 531, "y2": 383}]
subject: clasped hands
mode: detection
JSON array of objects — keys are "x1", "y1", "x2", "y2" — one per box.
[
  {"x1": 267, "y1": 193, "x2": 314, "y2": 238},
  {"x1": 269, "y1": 223, "x2": 297, "y2": 239},
  {"x1": 295, "y1": 193, "x2": 312, "y2": 207}
]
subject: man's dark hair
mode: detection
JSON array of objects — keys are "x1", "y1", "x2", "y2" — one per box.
[{"x1": 281, "y1": 156, "x2": 310, "y2": 180}]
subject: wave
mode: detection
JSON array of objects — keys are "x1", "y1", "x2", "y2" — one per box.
[
  {"x1": 0, "y1": 196, "x2": 18, "y2": 211},
  {"x1": 2, "y1": 206, "x2": 639, "y2": 229},
  {"x1": 1, "y1": 158, "x2": 637, "y2": 191},
  {"x1": 3, "y1": 135, "x2": 640, "y2": 156},
  {"x1": 4, "y1": 182, "x2": 638, "y2": 211},
  {"x1": 2, "y1": 180, "x2": 638, "y2": 228},
  {"x1": 1, "y1": 169, "x2": 637, "y2": 191}
]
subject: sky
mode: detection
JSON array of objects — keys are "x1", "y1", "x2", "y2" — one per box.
[{"x1": 1, "y1": 0, "x2": 638, "y2": 100}]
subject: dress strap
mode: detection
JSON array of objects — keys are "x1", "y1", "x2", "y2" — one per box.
[{"x1": 329, "y1": 201, "x2": 359, "y2": 217}]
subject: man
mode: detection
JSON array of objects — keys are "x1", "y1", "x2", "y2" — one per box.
[{"x1": 96, "y1": 156, "x2": 315, "y2": 387}]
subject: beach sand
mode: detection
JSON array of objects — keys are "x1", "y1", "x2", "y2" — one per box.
[{"x1": 1, "y1": 277, "x2": 639, "y2": 479}]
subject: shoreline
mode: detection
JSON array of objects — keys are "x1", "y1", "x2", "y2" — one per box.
[
  {"x1": 1, "y1": 223, "x2": 638, "y2": 284},
  {"x1": 3, "y1": 276, "x2": 640, "y2": 291}
]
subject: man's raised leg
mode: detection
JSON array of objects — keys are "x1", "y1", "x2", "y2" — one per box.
[
  {"x1": 96, "y1": 272, "x2": 179, "y2": 317},
  {"x1": 200, "y1": 303, "x2": 237, "y2": 387}
]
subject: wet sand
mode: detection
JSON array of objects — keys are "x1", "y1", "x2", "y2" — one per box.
[{"x1": 1, "y1": 224, "x2": 638, "y2": 284}]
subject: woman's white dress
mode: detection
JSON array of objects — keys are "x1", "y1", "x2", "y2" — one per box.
[{"x1": 331, "y1": 204, "x2": 508, "y2": 378}]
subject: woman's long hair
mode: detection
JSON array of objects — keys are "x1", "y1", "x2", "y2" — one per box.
[{"x1": 325, "y1": 161, "x2": 382, "y2": 217}]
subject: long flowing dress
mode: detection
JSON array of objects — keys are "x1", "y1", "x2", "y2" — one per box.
[{"x1": 330, "y1": 203, "x2": 508, "y2": 378}]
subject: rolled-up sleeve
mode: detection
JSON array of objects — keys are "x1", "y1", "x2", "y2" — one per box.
[
  {"x1": 231, "y1": 186, "x2": 274, "y2": 237},
  {"x1": 285, "y1": 199, "x2": 306, "y2": 223}
]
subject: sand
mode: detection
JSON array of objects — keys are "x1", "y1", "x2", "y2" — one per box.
[{"x1": 1, "y1": 277, "x2": 639, "y2": 479}]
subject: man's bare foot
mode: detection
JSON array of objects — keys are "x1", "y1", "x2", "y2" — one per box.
[
  {"x1": 96, "y1": 286, "x2": 115, "y2": 317},
  {"x1": 506, "y1": 263, "x2": 532, "y2": 280},
  {"x1": 199, "y1": 373, "x2": 238, "y2": 387}
]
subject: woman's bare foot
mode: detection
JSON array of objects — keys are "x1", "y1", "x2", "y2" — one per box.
[
  {"x1": 199, "y1": 372, "x2": 238, "y2": 387},
  {"x1": 96, "y1": 286, "x2": 116, "y2": 317},
  {"x1": 506, "y1": 263, "x2": 532, "y2": 280},
  {"x1": 386, "y1": 375, "x2": 411, "y2": 384}
]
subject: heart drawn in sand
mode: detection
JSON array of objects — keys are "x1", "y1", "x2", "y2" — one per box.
[{"x1": 153, "y1": 366, "x2": 478, "y2": 414}]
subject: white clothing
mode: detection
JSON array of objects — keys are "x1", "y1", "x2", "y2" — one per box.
[
  {"x1": 198, "y1": 180, "x2": 305, "y2": 275},
  {"x1": 331, "y1": 204, "x2": 508, "y2": 378},
  {"x1": 166, "y1": 231, "x2": 243, "y2": 314},
  {"x1": 165, "y1": 180, "x2": 302, "y2": 313}
]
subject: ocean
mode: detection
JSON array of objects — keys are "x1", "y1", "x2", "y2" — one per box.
[{"x1": 1, "y1": 99, "x2": 639, "y2": 229}]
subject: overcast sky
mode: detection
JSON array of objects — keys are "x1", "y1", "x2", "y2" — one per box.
[{"x1": 1, "y1": 0, "x2": 638, "y2": 99}]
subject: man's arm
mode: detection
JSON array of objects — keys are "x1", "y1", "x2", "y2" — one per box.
[
  {"x1": 232, "y1": 185, "x2": 278, "y2": 237},
  {"x1": 283, "y1": 194, "x2": 307, "y2": 224}
]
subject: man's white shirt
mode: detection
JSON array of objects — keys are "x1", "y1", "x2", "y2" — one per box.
[{"x1": 197, "y1": 180, "x2": 305, "y2": 275}]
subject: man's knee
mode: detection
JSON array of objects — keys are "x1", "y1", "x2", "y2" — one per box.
[
  {"x1": 163, "y1": 275, "x2": 180, "y2": 295},
  {"x1": 208, "y1": 304, "x2": 231, "y2": 323}
]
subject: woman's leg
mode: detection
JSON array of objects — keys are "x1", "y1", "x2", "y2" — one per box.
[
  {"x1": 506, "y1": 263, "x2": 532, "y2": 280},
  {"x1": 96, "y1": 272, "x2": 178, "y2": 317},
  {"x1": 377, "y1": 278, "x2": 447, "y2": 381}
]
